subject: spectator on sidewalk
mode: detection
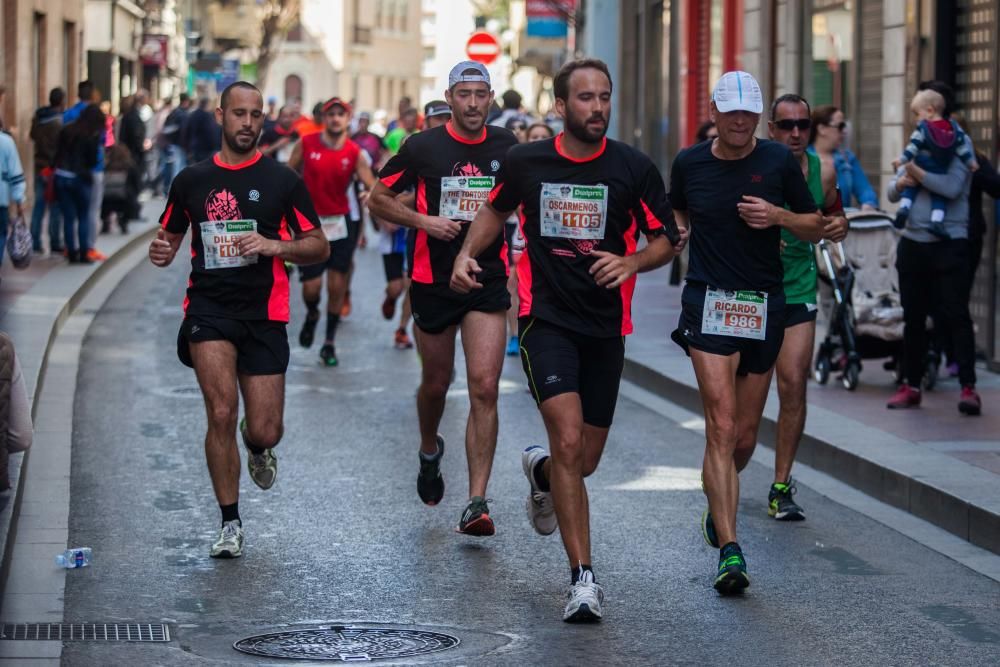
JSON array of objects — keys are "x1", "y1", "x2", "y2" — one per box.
[
  {"x1": 886, "y1": 136, "x2": 980, "y2": 415},
  {"x1": 65, "y1": 82, "x2": 107, "y2": 262},
  {"x1": 0, "y1": 125, "x2": 26, "y2": 267},
  {"x1": 101, "y1": 143, "x2": 140, "y2": 235},
  {"x1": 119, "y1": 91, "x2": 148, "y2": 176},
  {"x1": 159, "y1": 93, "x2": 191, "y2": 191},
  {"x1": 810, "y1": 105, "x2": 878, "y2": 209},
  {"x1": 0, "y1": 332, "x2": 32, "y2": 491},
  {"x1": 185, "y1": 98, "x2": 220, "y2": 164},
  {"x1": 54, "y1": 104, "x2": 104, "y2": 264},
  {"x1": 29, "y1": 87, "x2": 65, "y2": 253}
]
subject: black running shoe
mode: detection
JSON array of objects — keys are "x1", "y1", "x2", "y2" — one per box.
[
  {"x1": 417, "y1": 435, "x2": 445, "y2": 505},
  {"x1": 299, "y1": 313, "x2": 319, "y2": 348},
  {"x1": 456, "y1": 496, "x2": 495, "y2": 536},
  {"x1": 714, "y1": 543, "x2": 750, "y2": 595},
  {"x1": 768, "y1": 479, "x2": 805, "y2": 521},
  {"x1": 319, "y1": 343, "x2": 338, "y2": 367}
]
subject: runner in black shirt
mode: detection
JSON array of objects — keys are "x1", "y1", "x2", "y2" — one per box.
[
  {"x1": 368, "y1": 61, "x2": 517, "y2": 537},
  {"x1": 453, "y1": 59, "x2": 684, "y2": 623},
  {"x1": 149, "y1": 82, "x2": 328, "y2": 559},
  {"x1": 667, "y1": 71, "x2": 822, "y2": 595}
]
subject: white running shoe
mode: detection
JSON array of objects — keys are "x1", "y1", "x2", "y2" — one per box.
[
  {"x1": 210, "y1": 520, "x2": 244, "y2": 558},
  {"x1": 563, "y1": 570, "x2": 604, "y2": 622},
  {"x1": 522, "y1": 446, "x2": 557, "y2": 535}
]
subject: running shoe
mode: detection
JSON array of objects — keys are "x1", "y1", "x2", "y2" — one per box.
[
  {"x1": 86, "y1": 248, "x2": 107, "y2": 261},
  {"x1": 701, "y1": 508, "x2": 719, "y2": 548},
  {"x1": 958, "y1": 386, "x2": 982, "y2": 416},
  {"x1": 522, "y1": 446, "x2": 557, "y2": 535},
  {"x1": 768, "y1": 479, "x2": 805, "y2": 520},
  {"x1": 456, "y1": 496, "x2": 495, "y2": 536},
  {"x1": 714, "y1": 543, "x2": 750, "y2": 595},
  {"x1": 299, "y1": 313, "x2": 319, "y2": 348},
  {"x1": 394, "y1": 328, "x2": 414, "y2": 350},
  {"x1": 506, "y1": 335, "x2": 519, "y2": 356},
  {"x1": 320, "y1": 343, "x2": 338, "y2": 367},
  {"x1": 417, "y1": 435, "x2": 445, "y2": 505},
  {"x1": 381, "y1": 294, "x2": 396, "y2": 320},
  {"x1": 241, "y1": 418, "x2": 277, "y2": 490},
  {"x1": 886, "y1": 384, "x2": 921, "y2": 409},
  {"x1": 564, "y1": 570, "x2": 604, "y2": 622},
  {"x1": 209, "y1": 520, "x2": 244, "y2": 558},
  {"x1": 340, "y1": 292, "x2": 352, "y2": 318}
]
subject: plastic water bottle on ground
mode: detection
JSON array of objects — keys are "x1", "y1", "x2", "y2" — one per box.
[{"x1": 55, "y1": 547, "x2": 92, "y2": 569}]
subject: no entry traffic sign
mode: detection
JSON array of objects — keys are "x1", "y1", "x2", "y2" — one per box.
[{"x1": 466, "y1": 31, "x2": 501, "y2": 65}]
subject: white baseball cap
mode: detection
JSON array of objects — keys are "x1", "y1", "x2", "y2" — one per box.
[{"x1": 712, "y1": 71, "x2": 764, "y2": 114}]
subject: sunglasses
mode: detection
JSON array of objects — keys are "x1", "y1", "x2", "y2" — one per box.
[
  {"x1": 823, "y1": 121, "x2": 847, "y2": 131},
  {"x1": 774, "y1": 119, "x2": 812, "y2": 131}
]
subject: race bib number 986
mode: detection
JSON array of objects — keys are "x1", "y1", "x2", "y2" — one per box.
[
  {"x1": 701, "y1": 288, "x2": 767, "y2": 340},
  {"x1": 199, "y1": 219, "x2": 258, "y2": 270},
  {"x1": 540, "y1": 183, "x2": 608, "y2": 240}
]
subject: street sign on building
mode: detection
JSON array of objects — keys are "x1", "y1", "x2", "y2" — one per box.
[
  {"x1": 465, "y1": 31, "x2": 501, "y2": 65},
  {"x1": 526, "y1": 0, "x2": 576, "y2": 38}
]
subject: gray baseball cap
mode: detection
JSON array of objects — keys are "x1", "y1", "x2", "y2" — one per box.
[{"x1": 448, "y1": 61, "x2": 491, "y2": 89}]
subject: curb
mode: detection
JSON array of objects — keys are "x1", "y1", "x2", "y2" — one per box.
[
  {"x1": 622, "y1": 356, "x2": 1000, "y2": 557},
  {"x1": 0, "y1": 226, "x2": 158, "y2": 608}
]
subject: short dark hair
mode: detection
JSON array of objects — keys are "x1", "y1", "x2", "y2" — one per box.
[
  {"x1": 77, "y1": 80, "x2": 94, "y2": 102},
  {"x1": 179, "y1": 92, "x2": 190, "y2": 104},
  {"x1": 49, "y1": 87, "x2": 65, "y2": 107},
  {"x1": 695, "y1": 120, "x2": 716, "y2": 143},
  {"x1": 501, "y1": 89, "x2": 522, "y2": 110},
  {"x1": 401, "y1": 107, "x2": 418, "y2": 118},
  {"x1": 220, "y1": 81, "x2": 261, "y2": 110},
  {"x1": 770, "y1": 93, "x2": 810, "y2": 121},
  {"x1": 553, "y1": 58, "x2": 613, "y2": 102},
  {"x1": 809, "y1": 104, "x2": 840, "y2": 144},
  {"x1": 918, "y1": 80, "x2": 956, "y2": 117}
]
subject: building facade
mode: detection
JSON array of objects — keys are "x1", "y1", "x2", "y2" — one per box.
[{"x1": 84, "y1": 0, "x2": 146, "y2": 115}]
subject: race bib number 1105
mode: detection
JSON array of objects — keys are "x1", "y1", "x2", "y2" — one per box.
[
  {"x1": 199, "y1": 219, "x2": 258, "y2": 270},
  {"x1": 540, "y1": 183, "x2": 608, "y2": 240}
]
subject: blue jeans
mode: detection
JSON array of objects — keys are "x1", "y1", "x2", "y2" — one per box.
[
  {"x1": 0, "y1": 206, "x2": 8, "y2": 267},
  {"x1": 160, "y1": 144, "x2": 186, "y2": 192},
  {"x1": 55, "y1": 175, "x2": 93, "y2": 254},
  {"x1": 30, "y1": 171, "x2": 63, "y2": 251}
]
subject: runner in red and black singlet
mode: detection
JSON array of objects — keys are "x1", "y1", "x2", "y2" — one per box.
[
  {"x1": 368, "y1": 60, "x2": 517, "y2": 538},
  {"x1": 149, "y1": 82, "x2": 328, "y2": 560},
  {"x1": 452, "y1": 59, "x2": 684, "y2": 623},
  {"x1": 288, "y1": 97, "x2": 376, "y2": 367}
]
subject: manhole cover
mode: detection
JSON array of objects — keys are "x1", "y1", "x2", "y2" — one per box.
[{"x1": 233, "y1": 625, "x2": 460, "y2": 661}]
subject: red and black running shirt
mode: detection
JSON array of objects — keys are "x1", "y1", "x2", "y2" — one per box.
[
  {"x1": 159, "y1": 151, "x2": 321, "y2": 322},
  {"x1": 300, "y1": 133, "x2": 361, "y2": 216},
  {"x1": 489, "y1": 134, "x2": 679, "y2": 337},
  {"x1": 378, "y1": 122, "x2": 518, "y2": 286}
]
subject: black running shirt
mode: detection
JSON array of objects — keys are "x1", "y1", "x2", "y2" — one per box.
[
  {"x1": 488, "y1": 134, "x2": 679, "y2": 337},
  {"x1": 159, "y1": 151, "x2": 321, "y2": 322},
  {"x1": 378, "y1": 122, "x2": 518, "y2": 286},
  {"x1": 668, "y1": 139, "x2": 817, "y2": 293}
]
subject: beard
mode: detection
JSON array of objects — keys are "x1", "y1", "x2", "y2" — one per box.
[
  {"x1": 453, "y1": 108, "x2": 485, "y2": 133},
  {"x1": 565, "y1": 111, "x2": 608, "y2": 144},
  {"x1": 223, "y1": 127, "x2": 260, "y2": 154}
]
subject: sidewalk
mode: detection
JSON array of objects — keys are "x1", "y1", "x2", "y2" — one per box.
[
  {"x1": 0, "y1": 200, "x2": 160, "y2": 604},
  {"x1": 624, "y1": 276, "x2": 1000, "y2": 556}
]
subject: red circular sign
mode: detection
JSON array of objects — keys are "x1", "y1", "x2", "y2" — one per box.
[{"x1": 465, "y1": 31, "x2": 501, "y2": 65}]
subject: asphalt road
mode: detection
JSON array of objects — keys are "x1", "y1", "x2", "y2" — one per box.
[{"x1": 62, "y1": 242, "x2": 1000, "y2": 665}]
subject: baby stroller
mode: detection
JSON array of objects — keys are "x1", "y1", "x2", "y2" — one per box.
[{"x1": 813, "y1": 209, "x2": 907, "y2": 390}]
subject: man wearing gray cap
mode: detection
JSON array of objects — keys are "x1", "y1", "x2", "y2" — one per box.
[
  {"x1": 368, "y1": 61, "x2": 517, "y2": 537},
  {"x1": 668, "y1": 70, "x2": 824, "y2": 594}
]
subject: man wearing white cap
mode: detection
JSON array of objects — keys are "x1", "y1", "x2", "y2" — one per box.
[
  {"x1": 668, "y1": 71, "x2": 824, "y2": 594},
  {"x1": 368, "y1": 61, "x2": 517, "y2": 536}
]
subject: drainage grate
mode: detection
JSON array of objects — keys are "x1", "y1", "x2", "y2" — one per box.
[
  {"x1": 0, "y1": 623, "x2": 170, "y2": 642},
  {"x1": 233, "y1": 625, "x2": 460, "y2": 661}
]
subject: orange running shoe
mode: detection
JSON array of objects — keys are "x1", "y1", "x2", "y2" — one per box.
[
  {"x1": 394, "y1": 328, "x2": 414, "y2": 350},
  {"x1": 87, "y1": 248, "x2": 107, "y2": 262}
]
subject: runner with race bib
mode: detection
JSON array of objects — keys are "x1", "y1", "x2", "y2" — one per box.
[{"x1": 668, "y1": 71, "x2": 823, "y2": 595}]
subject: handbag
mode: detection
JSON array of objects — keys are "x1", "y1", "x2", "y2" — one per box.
[{"x1": 6, "y1": 213, "x2": 32, "y2": 269}]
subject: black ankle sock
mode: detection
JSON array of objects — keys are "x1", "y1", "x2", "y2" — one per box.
[
  {"x1": 221, "y1": 503, "x2": 240, "y2": 525},
  {"x1": 720, "y1": 542, "x2": 741, "y2": 556},
  {"x1": 326, "y1": 313, "x2": 340, "y2": 342},
  {"x1": 305, "y1": 299, "x2": 320, "y2": 319},
  {"x1": 571, "y1": 564, "x2": 594, "y2": 584},
  {"x1": 533, "y1": 455, "x2": 550, "y2": 492}
]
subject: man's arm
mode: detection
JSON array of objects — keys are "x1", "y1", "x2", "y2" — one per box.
[
  {"x1": 590, "y1": 234, "x2": 674, "y2": 289},
  {"x1": 738, "y1": 196, "x2": 824, "y2": 242},
  {"x1": 450, "y1": 203, "x2": 509, "y2": 293},
  {"x1": 149, "y1": 228, "x2": 185, "y2": 267},
  {"x1": 367, "y1": 181, "x2": 460, "y2": 240},
  {"x1": 286, "y1": 139, "x2": 304, "y2": 172},
  {"x1": 904, "y1": 159, "x2": 969, "y2": 200},
  {"x1": 237, "y1": 227, "x2": 329, "y2": 265},
  {"x1": 820, "y1": 167, "x2": 848, "y2": 242},
  {"x1": 355, "y1": 150, "x2": 377, "y2": 190}
]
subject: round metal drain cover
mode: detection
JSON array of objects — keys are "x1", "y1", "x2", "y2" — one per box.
[{"x1": 233, "y1": 625, "x2": 460, "y2": 661}]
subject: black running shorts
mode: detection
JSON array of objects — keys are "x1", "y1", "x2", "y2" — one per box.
[
  {"x1": 410, "y1": 279, "x2": 510, "y2": 335},
  {"x1": 518, "y1": 317, "x2": 625, "y2": 428},
  {"x1": 672, "y1": 283, "x2": 784, "y2": 377},
  {"x1": 782, "y1": 302, "x2": 818, "y2": 328},
  {"x1": 383, "y1": 252, "x2": 405, "y2": 282},
  {"x1": 299, "y1": 217, "x2": 360, "y2": 280},
  {"x1": 177, "y1": 314, "x2": 289, "y2": 375}
]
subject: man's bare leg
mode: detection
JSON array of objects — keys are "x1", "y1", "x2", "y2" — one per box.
[
  {"x1": 190, "y1": 340, "x2": 241, "y2": 506},
  {"x1": 774, "y1": 320, "x2": 815, "y2": 482},
  {"x1": 459, "y1": 310, "x2": 506, "y2": 498},
  {"x1": 416, "y1": 324, "x2": 457, "y2": 456},
  {"x1": 238, "y1": 372, "x2": 286, "y2": 449}
]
